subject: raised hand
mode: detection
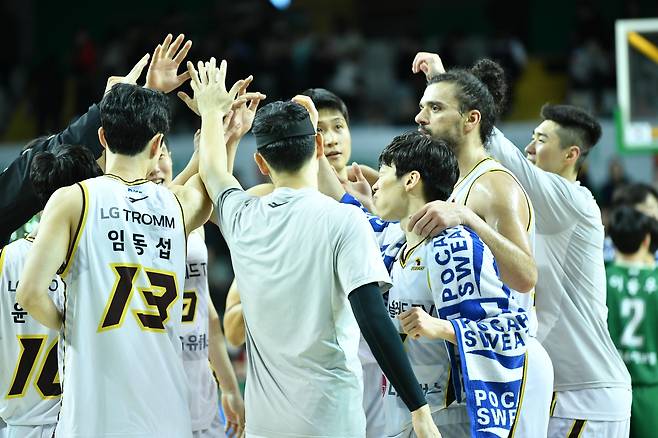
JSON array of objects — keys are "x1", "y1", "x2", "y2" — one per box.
[
  {"x1": 145, "y1": 33, "x2": 192, "y2": 93},
  {"x1": 340, "y1": 162, "x2": 374, "y2": 209},
  {"x1": 104, "y1": 54, "x2": 150, "y2": 94},
  {"x1": 187, "y1": 58, "x2": 242, "y2": 117},
  {"x1": 225, "y1": 76, "x2": 266, "y2": 140},
  {"x1": 291, "y1": 95, "x2": 319, "y2": 130},
  {"x1": 411, "y1": 52, "x2": 446, "y2": 80}
]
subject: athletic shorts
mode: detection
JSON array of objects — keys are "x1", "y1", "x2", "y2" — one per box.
[{"x1": 548, "y1": 417, "x2": 630, "y2": 438}]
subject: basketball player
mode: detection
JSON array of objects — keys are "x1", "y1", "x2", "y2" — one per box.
[
  {"x1": 147, "y1": 138, "x2": 245, "y2": 437},
  {"x1": 407, "y1": 53, "x2": 552, "y2": 436},
  {"x1": 221, "y1": 87, "x2": 387, "y2": 438},
  {"x1": 482, "y1": 102, "x2": 632, "y2": 435},
  {"x1": 1, "y1": 145, "x2": 101, "y2": 437},
  {"x1": 189, "y1": 57, "x2": 440, "y2": 437},
  {"x1": 319, "y1": 131, "x2": 539, "y2": 437},
  {"x1": 16, "y1": 82, "x2": 213, "y2": 437},
  {"x1": 606, "y1": 206, "x2": 658, "y2": 438},
  {"x1": 604, "y1": 183, "x2": 658, "y2": 263}
]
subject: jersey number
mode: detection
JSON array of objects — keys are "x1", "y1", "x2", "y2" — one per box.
[
  {"x1": 620, "y1": 298, "x2": 645, "y2": 348},
  {"x1": 99, "y1": 264, "x2": 178, "y2": 332},
  {"x1": 182, "y1": 290, "x2": 198, "y2": 323},
  {"x1": 7, "y1": 336, "x2": 60, "y2": 398}
]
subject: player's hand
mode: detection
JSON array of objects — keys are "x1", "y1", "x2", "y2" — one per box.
[
  {"x1": 225, "y1": 76, "x2": 266, "y2": 140},
  {"x1": 337, "y1": 162, "x2": 375, "y2": 211},
  {"x1": 187, "y1": 58, "x2": 242, "y2": 118},
  {"x1": 145, "y1": 33, "x2": 192, "y2": 93},
  {"x1": 407, "y1": 200, "x2": 467, "y2": 238},
  {"x1": 221, "y1": 390, "x2": 245, "y2": 438},
  {"x1": 291, "y1": 95, "x2": 319, "y2": 130},
  {"x1": 411, "y1": 404, "x2": 442, "y2": 438},
  {"x1": 104, "y1": 54, "x2": 150, "y2": 94},
  {"x1": 412, "y1": 52, "x2": 446, "y2": 80},
  {"x1": 399, "y1": 307, "x2": 447, "y2": 340}
]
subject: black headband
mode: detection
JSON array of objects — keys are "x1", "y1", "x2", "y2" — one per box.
[{"x1": 254, "y1": 116, "x2": 316, "y2": 149}]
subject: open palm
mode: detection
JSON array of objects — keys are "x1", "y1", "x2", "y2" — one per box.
[{"x1": 145, "y1": 33, "x2": 192, "y2": 93}]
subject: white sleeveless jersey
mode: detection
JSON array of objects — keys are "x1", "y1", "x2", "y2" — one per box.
[
  {"x1": 0, "y1": 237, "x2": 64, "y2": 426},
  {"x1": 448, "y1": 157, "x2": 538, "y2": 336},
  {"x1": 181, "y1": 229, "x2": 218, "y2": 431},
  {"x1": 56, "y1": 175, "x2": 191, "y2": 438}
]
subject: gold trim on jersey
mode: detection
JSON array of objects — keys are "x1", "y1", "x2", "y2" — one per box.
[
  {"x1": 567, "y1": 419, "x2": 587, "y2": 438},
  {"x1": 172, "y1": 192, "x2": 188, "y2": 251},
  {"x1": 399, "y1": 240, "x2": 425, "y2": 268},
  {"x1": 132, "y1": 266, "x2": 180, "y2": 333},
  {"x1": 33, "y1": 338, "x2": 60, "y2": 399},
  {"x1": 24, "y1": 236, "x2": 35, "y2": 243},
  {"x1": 462, "y1": 169, "x2": 534, "y2": 232},
  {"x1": 182, "y1": 289, "x2": 198, "y2": 324},
  {"x1": 550, "y1": 391, "x2": 557, "y2": 416},
  {"x1": 104, "y1": 174, "x2": 149, "y2": 186},
  {"x1": 508, "y1": 350, "x2": 529, "y2": 438},
  {"x1": 60, "y1": 182, "x2": 89, "y2": 278},
  {"x1": 6, "y1": 335, "x2": 47, "y2": 399},
  {"x1": 452, "y1": 157, "x2": 493, "y2": 193},
  {"x1": 0, "y1": 246, "x2": 7, "y2": 275},
  {"x1": 97, "y1": 263, "x2": 140, "y2": 333}
]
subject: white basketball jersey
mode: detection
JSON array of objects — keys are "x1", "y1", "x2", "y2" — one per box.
[
  {"x1": 56, "y1": 175, "x2": 191, "y2": 438},
  {"x1": 0, "y1": 237, "x2": 63, "y2": 427},
  {"x1": 181, "y1": 229, "x2": 218, "y2": 431},
  {"x1": 448, "y1": 157, "x2": 538, "y2": 336}
]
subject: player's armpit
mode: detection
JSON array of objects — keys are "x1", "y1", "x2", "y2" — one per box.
[
  {"x1": 223, "y1": 280, "x2": 246, "y2": 346},
  {"x1": 171, "y1": 174, "x2": 213, "y2": 233},
  {"x1": 466, "y1": 171, "x2": 537, "y2": 292},
  {"x1": 16, "y1": 185, "x2": 82, "y2": 329}
]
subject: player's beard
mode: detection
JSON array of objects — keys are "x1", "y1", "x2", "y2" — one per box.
[{"x1": 423, "y1": 125, "x2": 463, "y2": 152}]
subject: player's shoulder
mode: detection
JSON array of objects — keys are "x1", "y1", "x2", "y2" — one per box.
[{"x1": 429, "y1": 225, "x2": 484, "y2": 255}]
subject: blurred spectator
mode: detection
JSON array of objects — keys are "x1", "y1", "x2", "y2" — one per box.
[{"x1": 600, "y1": 159, "x2": 629, "y2": 208}]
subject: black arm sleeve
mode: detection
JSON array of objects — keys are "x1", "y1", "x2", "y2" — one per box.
[
  {"x1": 0, "y1": 104, "x2": 102, "y2": 245},
  {"x1": 349, "y1": 282, "x2": 426, "y2": 412}
]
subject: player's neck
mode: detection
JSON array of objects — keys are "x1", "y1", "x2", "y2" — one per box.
[
  {"x1": 270, "y1": 166, "x2": 318, "y2": 190},
  {"x1": 105, "y1": 154, "x2": 151, "y2": 182},
  {"x1": 400, "y1": 198, "x2": 429, "y2": 249},
  {"x1": 455, "y1": 139, "x2": 488, "y2": 179},
  {"x1": 615, "y1": 251, "x2": 655, "y2": 268}
]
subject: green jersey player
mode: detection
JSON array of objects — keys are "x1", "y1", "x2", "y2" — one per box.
[{"x1": 606, "y1": 205, "x2": 658, "y2": 438}]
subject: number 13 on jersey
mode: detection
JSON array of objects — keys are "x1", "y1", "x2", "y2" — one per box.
[{"x1": 98, "y1": 263, "x2": 179, "y2": 332}]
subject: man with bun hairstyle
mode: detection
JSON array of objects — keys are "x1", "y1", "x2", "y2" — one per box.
[{"x1": 406, "y1": 53, "x2": 553, "y2": 436}]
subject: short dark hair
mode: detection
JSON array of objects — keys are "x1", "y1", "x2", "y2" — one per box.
[
  {"x1": 379, "y1": 132, "x2": 459, "y2": 202},
  {"x1": 301, "y1": 88, "x2": 349, "y2": 124},
  {"x1": 609, "y1": 206, "x2": 652, "y2": 255},
  {"x1": 427, "y1": 59, "x2": 506, "y2": 146},
  {"x1": 612, "y1": 182, "x2": 658, "y2": 207},
  {"x1": 540, "y1": 104, "x2": 601, "y2": 168},
  {"x1": 100, "y1": 84, "x2": 171, "y2": 156},
  {"x1": 30, "y1": 144, "x2": 103, "y2": 203},
  {"x1": 252, "y1": 101, "x2": 317, "y2": 173}
]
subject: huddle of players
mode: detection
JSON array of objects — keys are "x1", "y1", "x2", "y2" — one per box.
[{"x1": 0, "y1": 33, "x2": 638, "y2": 438}]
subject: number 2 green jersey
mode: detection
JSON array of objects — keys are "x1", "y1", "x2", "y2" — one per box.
[{"x1": 606, "y1": 262, "x2": 658, "y2": 386}]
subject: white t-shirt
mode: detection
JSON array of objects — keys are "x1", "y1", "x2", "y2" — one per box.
[
  {"x1": 217, "y1": 185, "x2": 392, "y2": 438},
  {"x1": 488, "y1": 128, "x2": 631, "y2": 418}
]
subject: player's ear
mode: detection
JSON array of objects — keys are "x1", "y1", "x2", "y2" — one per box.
[
  {"x1": 98, "y1": 127, "x2": 109, "y2": 149},
  {"x1": 315, "y1": 133, "x2": 324, "y2": 159},
  {"x1": 565, "y1": 145, "x2": 580, "y2": 165},
  {"x1": 463, "y1": 109, "x2": 481, "y2": 134},
  {"x1": 254, "y1": 152, "x2": 270, "y2": 176},
  {"x1": 404, "y1": 170, "x2": 421, "y2": 192},
  {"x1": 148, "y1": 133, "x2": 164, "y2": 159}
]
